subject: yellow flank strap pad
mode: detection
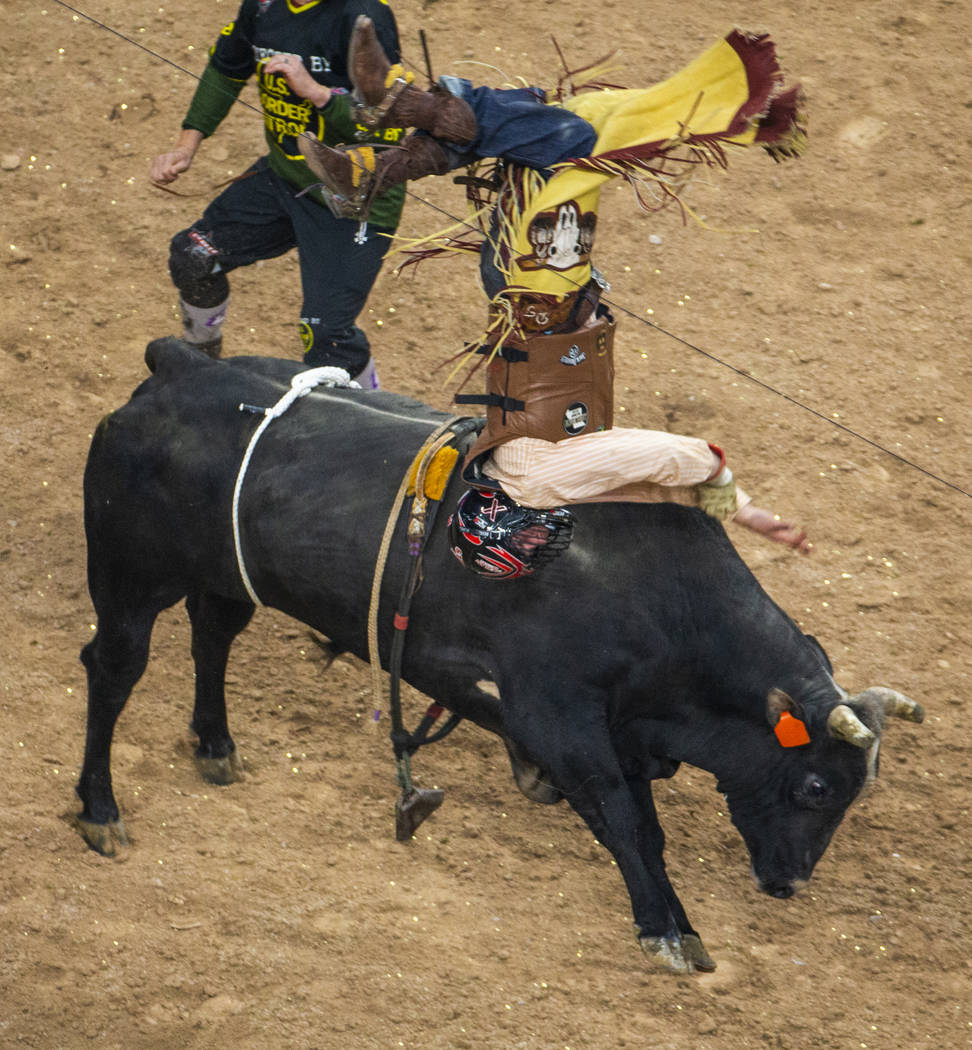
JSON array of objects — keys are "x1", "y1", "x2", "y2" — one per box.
[
  {"x1": 406, "y1": 446, "x2": 459, "y2": 500},
  {"x1": 385, "y1": 64, "x2": 415, "y2": 89}
]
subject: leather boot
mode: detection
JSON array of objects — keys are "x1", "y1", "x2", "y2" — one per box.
[
  {"x1": 299, "y1": 132, "x2": 453, "y2": 220},
  {"x1": 348, "y1": 15, "x2": 477, "y2": 142}
]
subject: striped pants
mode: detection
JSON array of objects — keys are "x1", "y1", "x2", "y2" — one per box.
[{"x1": 484, "y1": 430, "x2": 751, "y2": 513}]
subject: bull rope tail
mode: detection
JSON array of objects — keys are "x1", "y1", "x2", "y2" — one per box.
[{"x1": 366, "y1": 418, "x2": 463, "y2": 792}]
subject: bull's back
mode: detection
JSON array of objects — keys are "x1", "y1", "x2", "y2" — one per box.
[
  {"x1": 83, "y1": 339, "x2": 460, "y2": 608},
  {"x1": 84, "y1": 341, "x2": 793, "y2": 684}
]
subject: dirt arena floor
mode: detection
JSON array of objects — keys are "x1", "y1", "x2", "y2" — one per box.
[{"x1": 2, "y1": 1, "x2": 970, "y2": 1047}]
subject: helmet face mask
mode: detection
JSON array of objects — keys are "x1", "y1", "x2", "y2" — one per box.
[{"x1": 448, "y1": 488, "x2": 574, "y2": 579}]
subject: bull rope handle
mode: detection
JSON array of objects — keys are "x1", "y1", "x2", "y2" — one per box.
[{"x1": 366, "y1": 418, "x2": 463, "y2": 757}]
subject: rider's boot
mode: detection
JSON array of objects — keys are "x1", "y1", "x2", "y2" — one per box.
[
  {"x1": 299, "y1": 132, "x2": 453, "y2": 219},
  {"x1": 349, "y1": 15, "x2": 477, "y2": 142}
]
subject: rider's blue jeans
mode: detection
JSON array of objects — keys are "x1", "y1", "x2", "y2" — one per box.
[{"x1": 437, "y1": 76, "x2": 598, "y2": 169}]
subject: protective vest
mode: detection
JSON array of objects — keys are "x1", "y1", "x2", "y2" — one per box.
[{"x1": 459, "y1": 316, "x2": 616, "y2": 466}]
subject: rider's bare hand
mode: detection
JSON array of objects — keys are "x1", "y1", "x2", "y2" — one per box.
[{"x1": 734, "y1": 503, "x2": 812, "y2": 553}]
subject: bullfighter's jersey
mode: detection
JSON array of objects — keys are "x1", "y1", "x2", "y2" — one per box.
[{"x1": 184, "y1": 0, "x2": 405, "y2": 227}]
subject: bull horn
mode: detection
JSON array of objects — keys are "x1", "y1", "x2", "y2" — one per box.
[
  {"x1": 826, "y1": 704, "x2": 875, "y2": 748},
  {"x1": 854, "y1": 687, "x2": 925, "y2": 724}
]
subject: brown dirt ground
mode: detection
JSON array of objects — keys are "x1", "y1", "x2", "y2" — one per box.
[{"x1": 2, "y1": 1, "x2": 970, "y2": 1048}]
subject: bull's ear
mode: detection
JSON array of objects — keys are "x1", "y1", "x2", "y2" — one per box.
[
  {"x1": 767, "y1": 689, "x2": 811, "y2": 747},
  {"x1": 766, "y1": 688, "x2": 797, "y2": 725}
]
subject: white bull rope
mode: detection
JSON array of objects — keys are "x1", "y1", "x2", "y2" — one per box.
[{"x1": 232, "y1": 366, "x2": 356, "y2": 605}]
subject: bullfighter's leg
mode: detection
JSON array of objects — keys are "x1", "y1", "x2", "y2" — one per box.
[
  {"x1": 503, "y1": 705, "x2": 706, "y2": 974},
  {"x1": 186, "y1": 591, "x2": 255, "y2": 785},
  {"x1": 77, "y1": 593, "x2": 170, "y2": 856}
]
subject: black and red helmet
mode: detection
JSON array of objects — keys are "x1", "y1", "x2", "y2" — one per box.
[{"x1": 447, "y1": 488, "x2": 574, "y2": 579}]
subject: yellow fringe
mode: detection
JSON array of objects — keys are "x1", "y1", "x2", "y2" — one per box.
[{"x1": 386, "y1": 202, "x2": 493, "y2": 265}]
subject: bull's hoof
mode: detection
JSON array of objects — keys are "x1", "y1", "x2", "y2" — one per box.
[
  {"x1": 395, "y1": 787, "x2": 445, "y2": 841},
  {"x1": 76, "y1": 815, "x2": 130, "y2": 858},
  {"x1": 638, "y1": 932, "x2": 716, "y2": 974},
  {"x1": 196, "y1": 749, "x2": 244, "y2": 785},
  {"x1": 682, "y1": 933, "x2": 717, "y2": 972}
]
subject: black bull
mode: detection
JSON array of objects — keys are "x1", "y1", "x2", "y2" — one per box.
[{"x1": 76, "y1": 339, "x2": 923, "y2": 975}]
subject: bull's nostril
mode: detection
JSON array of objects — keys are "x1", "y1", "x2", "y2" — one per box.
[{"x1": 768, "y1": 883, "x2": 795, "y2": 899}]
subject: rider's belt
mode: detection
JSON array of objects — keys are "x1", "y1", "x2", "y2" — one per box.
[
  {"x1": 497, "y1": 280, "x2": 603, "y2": 336},
  {"x1": 505, "y1": 293, "x2": 576, "y2": 334},
  {"x1": 460, "y1": 316, "x2": 616, "y2": 467}
]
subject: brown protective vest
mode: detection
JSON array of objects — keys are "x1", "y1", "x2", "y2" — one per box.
[{"x1": 460, "y1": 316, "x2": 616, "y2": 467}]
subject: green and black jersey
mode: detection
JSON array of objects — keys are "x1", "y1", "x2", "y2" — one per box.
[{"x1": 183, "y1": 0, "x2": 405, "y2": 228}]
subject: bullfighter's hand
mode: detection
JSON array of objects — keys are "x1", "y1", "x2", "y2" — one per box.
[
  {"x1": 151, "y1": 147, "x2": 194, "y2": 184},
  {"x1": 150, "y1": 129, "x2": 203, "y2": 184},
  {"x1": 262, "y1": 53, "x2": 332, "y2": 109}
]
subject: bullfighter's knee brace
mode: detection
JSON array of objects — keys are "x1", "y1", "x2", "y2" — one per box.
[{"x1": 169, "y1": 228, "x2": 230, "y2": 307}]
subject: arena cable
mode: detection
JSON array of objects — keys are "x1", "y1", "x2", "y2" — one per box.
[{"x1": 50, "y1": 0, "x2": 970, "y2": 500}]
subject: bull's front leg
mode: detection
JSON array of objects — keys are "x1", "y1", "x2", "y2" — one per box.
[
  {"x1": 186, "y1": 591, "x2": 254, "y2": 785},
  {"x1": 627, "y1": 773, "x2": 716, "y2": 973},
  {"x1": 506, "y1": 710, "x2": 707, "y2": 975}
]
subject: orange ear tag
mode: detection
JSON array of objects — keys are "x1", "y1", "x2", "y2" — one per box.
[{"x1": 775, "y1": 711, "x2": 811, "y2": 748}]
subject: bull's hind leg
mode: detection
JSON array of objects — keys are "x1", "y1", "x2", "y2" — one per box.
[
  {"x1": 186, "y1": 591, "x2": 254, "y2": 785},
  {"x1": 77, "y1": 594, "x2": 171, "y2": 856}
]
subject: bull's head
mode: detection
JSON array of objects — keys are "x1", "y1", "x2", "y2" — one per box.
[{"x1": 723, "y1": 687, "x2": 923, "y2": 899}]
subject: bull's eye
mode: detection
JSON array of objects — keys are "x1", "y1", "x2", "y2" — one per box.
[{"x1": 795, "y1": 773, "x2": 831, "y2": 808}]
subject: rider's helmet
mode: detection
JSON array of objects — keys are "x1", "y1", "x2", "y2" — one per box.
[{"x1": 447, "y1": 488, "x2": 574, "y2": 579}]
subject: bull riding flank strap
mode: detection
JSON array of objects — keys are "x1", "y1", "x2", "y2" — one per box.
[{"x1": 232, "y1": 377, "x2": 476, "y2": 835}]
